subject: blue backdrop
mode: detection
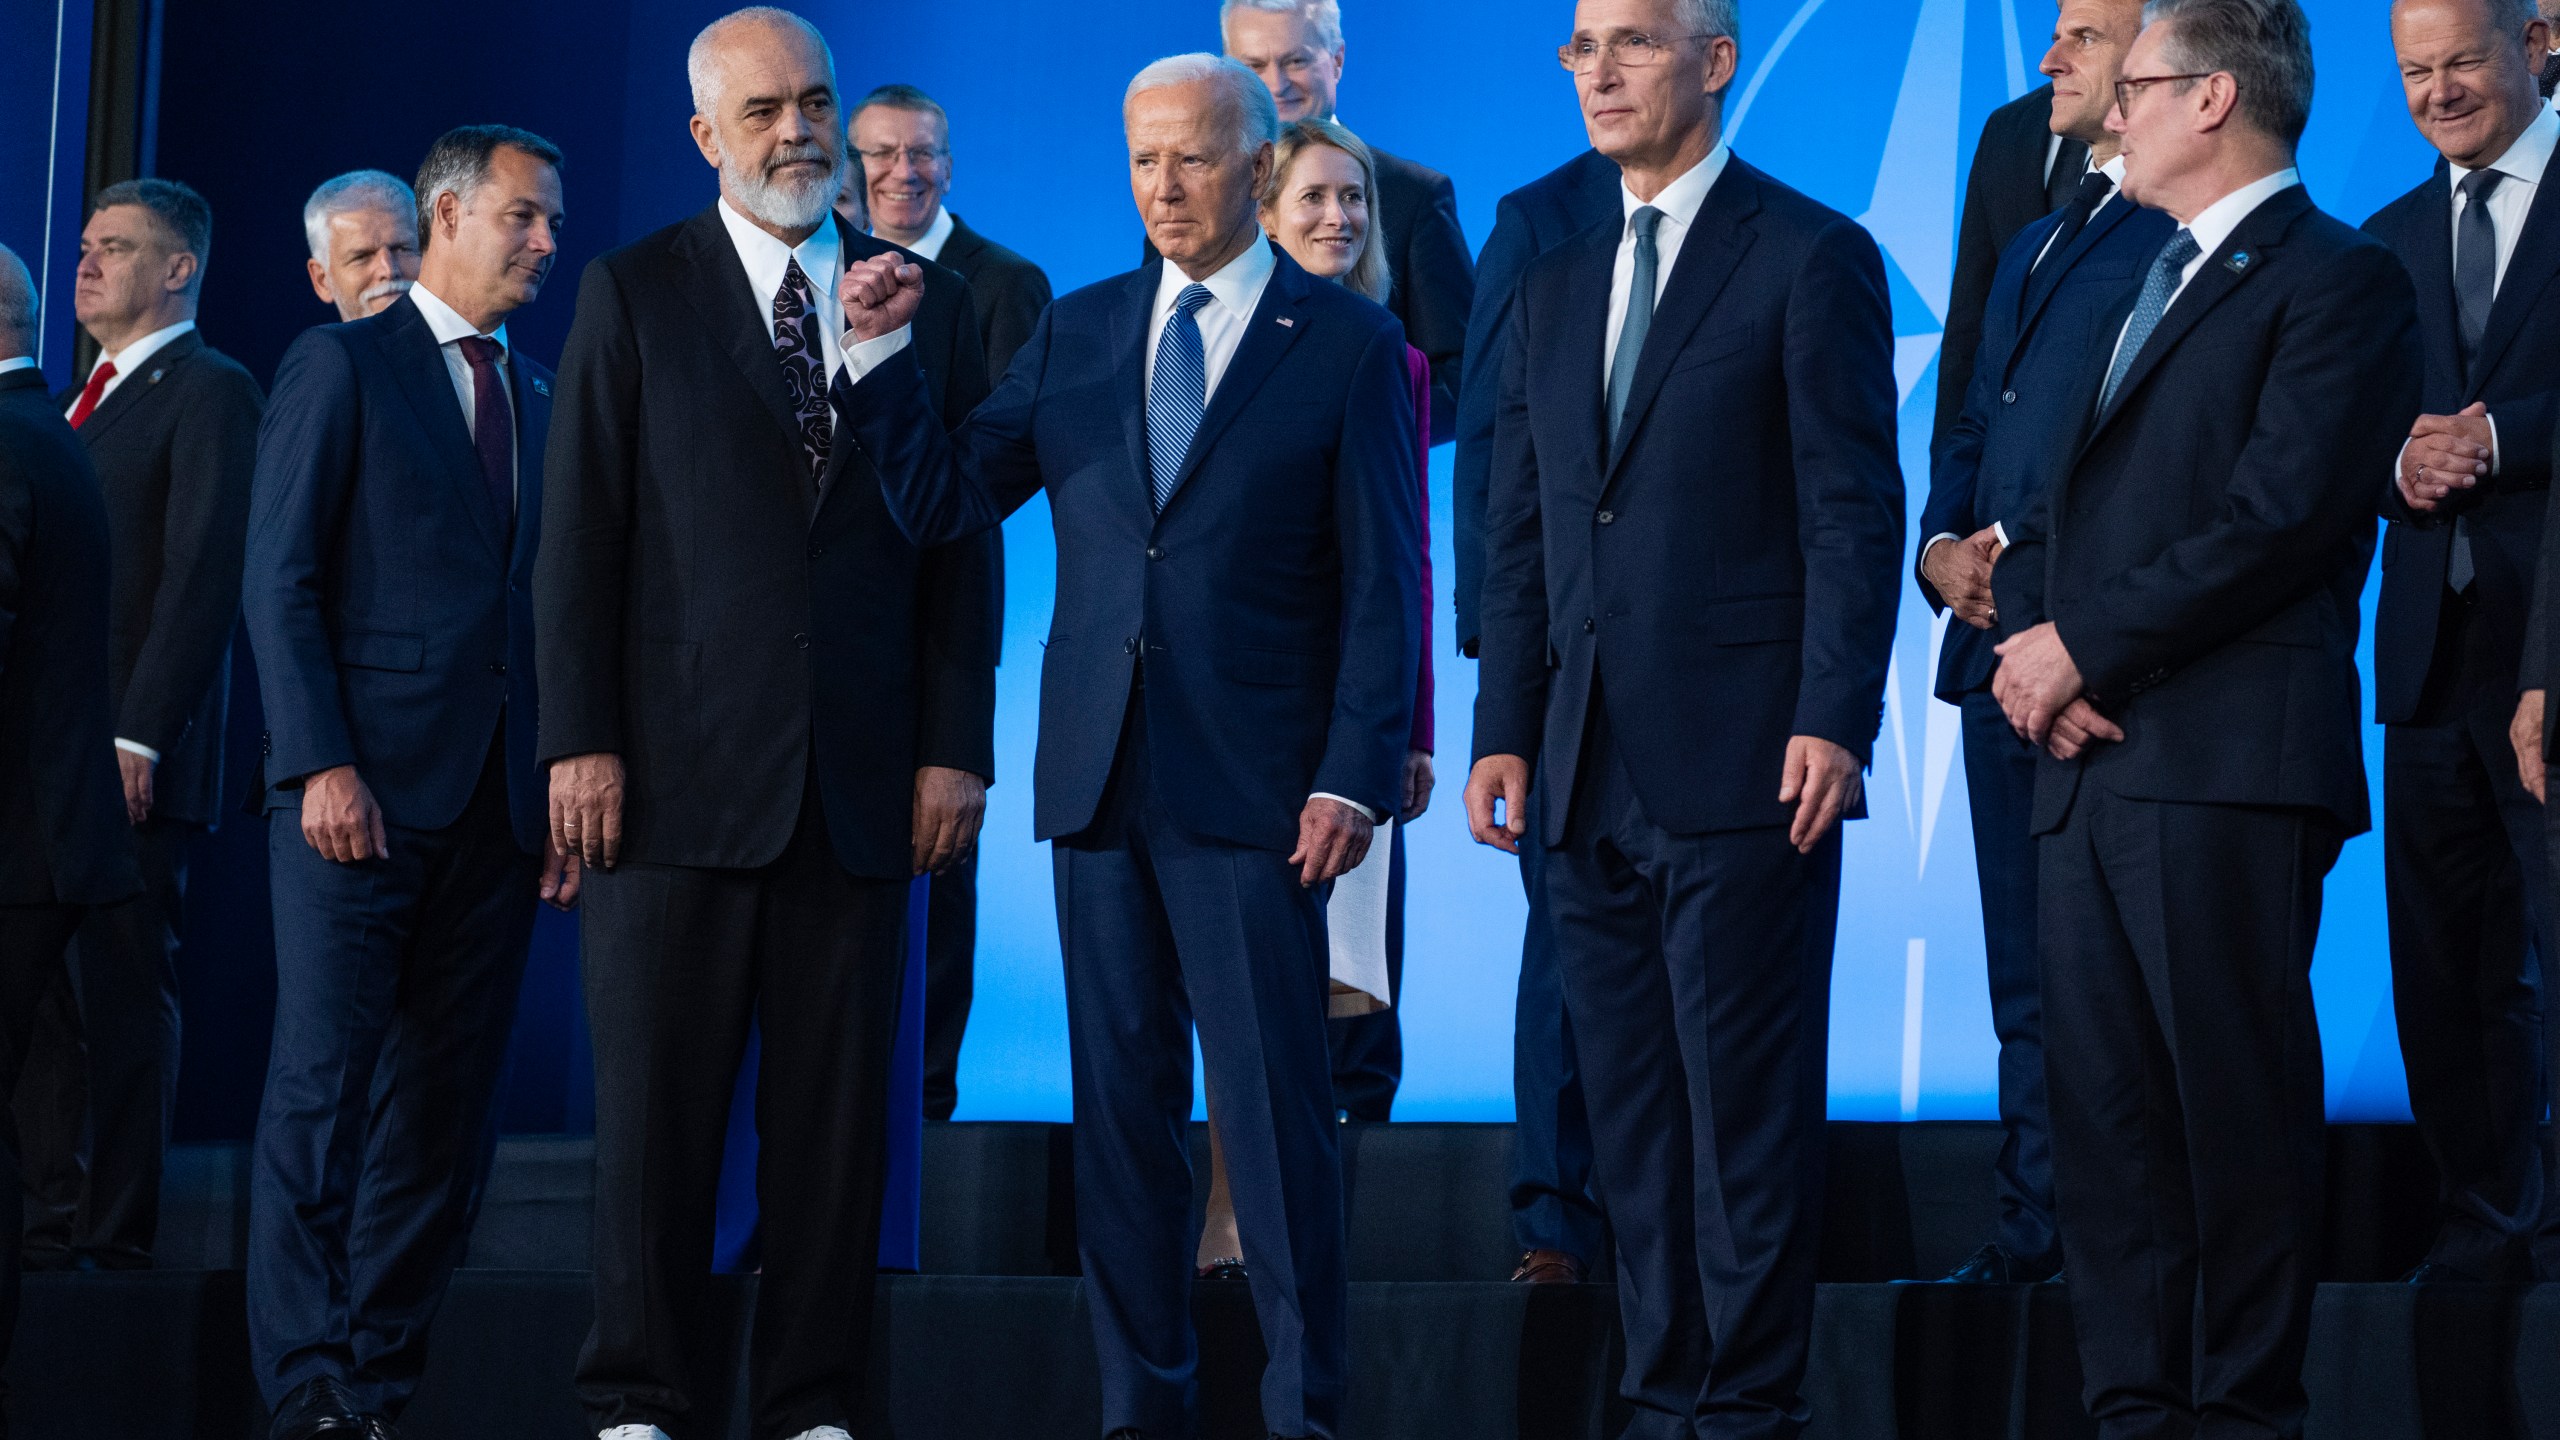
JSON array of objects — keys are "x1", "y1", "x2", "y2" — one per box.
[{"x1": 0, "y1": 0, "x2": 2444, "y2": 1134}]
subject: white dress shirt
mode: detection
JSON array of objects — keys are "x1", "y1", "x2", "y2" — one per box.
[
  {"x1": 2404, "y1": 104, "x2": 2560, "y2": 478},
  {"x1": 407, "y1": 283, "x2": 518, "y2": 507},
  {"x1": 718, "y1": 196, "x2": 846, "y2": 383},
  {"x1": 892, "y1": 206, "x2": 956, "y2": 263},
  {"x1": 1604, "y1": 142, "x2": 1732, "y2": 392},
  {"x1": 0, "y1": 356, "x2": 33, "y2": 377},
  {"x1": 65, "y1": 319, "x2": 195, "y2": 419}
]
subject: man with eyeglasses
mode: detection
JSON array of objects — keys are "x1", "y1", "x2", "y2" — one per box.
[
  {"x1": 1988, "y1": 1, "x2": 2420, "y2": 1432},
  {"x1": 1466, "y1": 0, "x2": 1902, "y2": 1432}
]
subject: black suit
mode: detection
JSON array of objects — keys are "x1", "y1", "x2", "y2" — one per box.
[
  {"x1": 2365, "y1": 138, "x2": 2560, "y2": 1281},
  {"x1": 1995, "y1": 184, "x2": 2421, "y2": 1436},
  {"x1": 916, "y1": 207, "x2": 1049, "y2": 1119},
  {"x1": 17, "y1": 330, "x2": 256, "y2": 1272},
  {"x1": 1936, "y1": 84, "x2": 2087, "y2": 451},
  {"x1": 1477, "y1": 155, "x2": 1903, "y2": 1437},
  {"x1": 540, "y1": 207, "x2": 996, "y2": 1438},
  {"x1": 0, "y1": 363, "x2": 140, "y2": 1403}
]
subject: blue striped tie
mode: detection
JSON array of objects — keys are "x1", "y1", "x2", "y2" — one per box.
[
  {"x1": 1147, "y1": 283, "x2": 1215, "y2": 512},
  {"x1": 2097, "y1": 228, "x2": 2200, "y2": 415}
]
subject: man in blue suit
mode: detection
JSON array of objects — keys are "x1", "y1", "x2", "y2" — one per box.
[
  {"x1": 1450, "y1": 144, "x2": 1621, "y2": 1288},
  {"x1": 243, "y1": 126, "x2": 575, "y2": 1440},
  {"x1": 832, "y1": 54, "x2": 1419, "y2": 1440},
  {"x1": 1913, "y1": 0, "x2": 2165, "y2": 1287},
  {"x1": 1466, "y1": 0, "x2": 1904, "y2": 1432}
]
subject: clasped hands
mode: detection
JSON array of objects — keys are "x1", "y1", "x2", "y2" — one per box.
[
  {"x1": 1992, "y1": 624, "x2": 2122, "y2": 760},
  {"x1": 2396, "y1": 402, "x2": 2493, "y2": 513}
]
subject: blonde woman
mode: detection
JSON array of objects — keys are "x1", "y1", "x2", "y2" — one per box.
[{"x1": 1198, "y1": 117, "x2": 1437, "y2": 1281}]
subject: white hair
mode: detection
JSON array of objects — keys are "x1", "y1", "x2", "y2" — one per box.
[
  {"x1": 1220, "y1": 0, "x2": 1344, "y2": 53},
  {"x1": 688, "y1": 5, "x2": 836, "y2": 117},
  {"x1": 301, "y1": 170, "x2": 416, "y2": 264},
  {"x1": 1676, "y1": 0, "x2": 1739, "y2": 41},
  {"x1": 1125, "y1": 53, "x2": 1281, "y2": 156},
  {"x1": 0, "y1": 243, "x2": 35, "y2": 357}
]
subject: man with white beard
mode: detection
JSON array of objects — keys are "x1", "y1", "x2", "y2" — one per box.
[
  {"x1": 300, "y1": 170, "x2": 420, "y2": 322},
  {"x1": 537, "y1": 9, "x2": 999, "y2": 1439}
]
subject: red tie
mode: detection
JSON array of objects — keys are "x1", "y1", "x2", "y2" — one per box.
[{"x1": 66, "y1": 360, "x2": 117, "y2": 429}]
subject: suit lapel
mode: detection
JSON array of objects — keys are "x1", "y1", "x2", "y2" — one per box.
[
  {"x1": 673, "y1": 206, "x2": 802, "y2": 446},
  {"x1": 377, "y1": 297, "x2": 506, "y2": 559},
  {"x1": 509, "y1": 358, "x2": 552, "y2": 578},
  {"x1": 1116, "y1": 263, "x2": 1158, "y2": 511},
  {"x1": 2016, "y1": 193, "x2": 2145, "y2": 338},
  {"x1": 2468, "y1": 143, "x2": 2560, "y2": 394},
  {"x1": 2403, "y1": 159, "x2": 2464, "y2": 395},
  {"x1": 1554, "y1": 221, "x2": 1618, "y2": 495},
  {"x1": 1161, "y1": 251, "x2": 1314, "y2": 511},
  {"x1": 2086, "y1": 187, "x2": 2304, "y2": 443},
  {"x1": 74, "y1": 330, "x2": 203, "y2": 443},
  {"x1": 1607, "y1": 161, "x2": 1761, "y2": 479}
]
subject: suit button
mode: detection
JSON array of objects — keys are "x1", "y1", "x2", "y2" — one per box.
[
  {"x1": 487, "y1": 662, "x2": 507, "y2": 675},
  {"x1": 1597, "y1": 510, "x2": 1615, "y2": 525},
  {"x1": 793, "y1": 633, "x2": 810, "y2": 649},
  {"x1": 808, "y1": 543, "x2": 824, "y2": 559},
  {"x1": 1147, "y1": 545, "x2": 1165, "y2": 560},
  {"x1": 2002, "y1": 390, "x2": 2018, "y2": 404},
  {"x1": 1584, "y1": 618, "x2": 1596, "y2": 633}
]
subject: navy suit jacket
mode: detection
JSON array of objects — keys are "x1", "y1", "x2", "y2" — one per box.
[
  {"x1": 1451, "y1": 148, "x2": 1621, "y2": 656},
  {"x1": 1474, "y1": 156, "x2": 1905, "y2": 846},
  {"x1": 2365, "y1": 146, "x2": 2560, "y2": 724},
  {"x1": 1921, "y1": 187, "x2": 2176, "y2": 701},
  {"x1": 1995, "y1": 186, "x2": 2422, "y2": 837},
  {"x1": 832, "y1": 249, "x2": 1422, "y2": 852},
  {"x1": 246, "y1": 294, "x2": 551, "y2": 853}
]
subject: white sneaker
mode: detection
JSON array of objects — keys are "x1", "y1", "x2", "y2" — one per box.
[{"x1": 600, "y1": 1428, "x2": 671, "y2": 1440}]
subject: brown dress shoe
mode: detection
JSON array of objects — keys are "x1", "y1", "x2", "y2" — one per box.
[{"x1": 1510, "y1": 1249, "x2": 1586, "y2": 1284}]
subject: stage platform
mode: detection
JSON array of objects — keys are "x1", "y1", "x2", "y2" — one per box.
[{"x1": 14, "y1": 1121, "x2": 2558, "y2": 1439}]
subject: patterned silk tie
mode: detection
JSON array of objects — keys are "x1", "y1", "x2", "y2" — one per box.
[
  {"x1": 454, "y1": 336, "x2": 516, "y2": 536},
  {"x1": 773, "y1": 257, "x2": 831, "y2": 493},
  {"x1": 1147, "y1": 283, "x2": 1215, "y2": 512},
  {"x1": 2097, "y1": 229, "x2": 2201, "y2": 416},
  {"x1": 1608, "y1": 207, "x2": 1663, "y2": 446}
]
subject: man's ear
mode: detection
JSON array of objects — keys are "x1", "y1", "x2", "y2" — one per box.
[
  {"x1": 165, "y1": 249, "x2": 200, "y2": 296},
  {"x1": 307, "y1": 257, "x2": 336, "y2": 307},
  {"x1": 690, "y1": 113, "x2": 724, "y2": 169}
]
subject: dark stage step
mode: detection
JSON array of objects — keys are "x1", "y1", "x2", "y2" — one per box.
[{"x1": 17, "y1": 1271, "x2": 2560, "y2": 1439}]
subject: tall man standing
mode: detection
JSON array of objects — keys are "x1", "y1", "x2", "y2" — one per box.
[
  {"x1": 1465, "y1": 0, "x2": 1904, "y2": 1432},
  {"x1": 2372, "y1": 0, "x2": 2560, "y2": 1287},
  {"x1": 850, "y1": 79, "x2": 1049, "y2": 1120},
  {"x1": 20, "y1": 178, "x2": 259, "y2": 1275},
  {"x1": 833, "y1": 53, "x2": 1419, "y2": 1440},
  {"x1": 1991, "y1": 1, "x2": 2422, "y2": 1431},
  {"x1": 302, "y1": 171, "x2": 421, "y2": 323},
  {"x1": 245, "y1": 126, "x2": 576, "y2": 1440},
  {"x1": 1913, "y1": 0, "x2": 2163, "y2": 1287},
  {"x1": 540, "y1": 11, "x2": 997, "y2": 1439}
]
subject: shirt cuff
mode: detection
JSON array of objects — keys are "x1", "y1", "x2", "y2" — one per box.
[
  {"x1": 1310, "y1": 792, "x2": 1384, "y2": 823},
  {"x1": 1921, "y1": 532, "x2": 1960, "y2": 565},
  {"x1": 840, "y1": 325, "x2": 913, "y2": 385},
  {"x1": 2490, "y1": 412, "x2": 2502, "y2": 474},
  {"x1": 1992, "y1": 520, "x2": 2011, "y2": 549},
  {"x1": 115, "y1": 738, "x2": 160, "y2": 764}
]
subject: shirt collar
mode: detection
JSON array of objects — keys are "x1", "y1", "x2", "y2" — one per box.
[
  {"x1": 2452, "y1": 102, "x2": 2560, "y2": 191},
  {"x1": 2097, "y1": 153, "x2": 2129, "y2": 188},
  {"x1": 98, "y1": 318, "x2": 196, "y2": 377},
  {"x1": 2182, "y1": 167, "x2": 2301, "y2": 263},
  {"x1": 902, "y1": 205, "x2": 956, "y2": 262},
  {"x1": 717, "y1": 196, "x2": 843, "y2": 304},
  {"x1": 408, "y1": 283, "x2": 507, "y2": 353},
  {"x1": 1156, "y1": 230, "x2": 1278, "y2": 323},
  {"x1": 1619, "y1": 140, "x2": 1731, "y2": 231},
  {"x1": 0, "y1": 356, "x2": 34, "y2": 377}
]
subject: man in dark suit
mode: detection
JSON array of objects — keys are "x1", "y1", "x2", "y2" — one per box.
[
  {"x1": 1990, "y1": 2, "x2": 2421, "y2": 1430},
  {"x1": 15, "y1": 178, "x2": 258, "y2": 1275},
  {"x1": 244, "y1": 126, "x2": 577, "y2": 1440},
  {"x1": 1465, "y1": 1, "x2": 1904, "y2": 1430},
  {"x1": 848, "y1": 80, "x2": 1050, "y2": 1120},
  {"x1": 833, "y1": 52, "x2": 1418, "y2": 1440},
  {"x1": 1939, "y1": 61, "x2": 2089, "y2": 451},
  {"x1": 1447, "y1": 144, "x2": 1620, "y2": 1287},
  {"x1": 2368, "y1": 0, "x2": 2560, "y2": 1288},
  {"x1": 1912, "y1": 0, "x2": 2157, "y2": 1287},
  {"x1": 0, "y1": 242, "x2": 141, "y2": 1426},
  {"x1": 540, "y1": 13, "x2": 997, "y2": 1439}
]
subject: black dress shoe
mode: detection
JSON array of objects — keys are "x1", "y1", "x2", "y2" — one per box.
[
  {"x1": 1935, "y1": 1243, "x2": 2060, "y2": 1285},
  {"x1": 2404, "y1": 1260, "x2": 2485, "y2": 1284},
  {"x1": 360, "y1": 1417, "x2": 401, "y2": 1440},
  {"x1": 271, "y1": 1376, "x2": 369, "y2": 1440}
]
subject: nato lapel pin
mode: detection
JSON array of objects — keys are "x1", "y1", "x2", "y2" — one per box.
[
  {"x1": 2223, "y1": 250, "x2": 2254, "y2": 274},
  {"x1": 531, "y1": 375, "x2": 551, "y2": 397}
]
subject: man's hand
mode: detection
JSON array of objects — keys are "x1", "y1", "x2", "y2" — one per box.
[
  {"x1": 2043, "y1": 698, "x2": 2126, "y2": 761},
  {"x1": 117, "y1": 749, "x2": 156, "y2": 826},
  {"x1": 549, "y1": 752, "x2": 626, "y2": 869},
  {"x1": 912, "y1": 765, "x2": 988, "y2": 876},
  {"x1": 1399, "y1": 750, "x2": 1436, "y2": 824},
  {"x1": 2517, "y1": 689, "x2": 2547, "y2": 803},
  {"x1": 1290, "y1": 796, "x2": 1374, "y2": 887},
  {"x1": 840, "y1": 253, "x2": 927, "y2": 342},
  {"x1": 540, "y1": 844, "x2": 584, "y2": 911},
  {"x1": 1992, "y1": 622, "x2": 2085, "y2": 747},
  {"x1": 1464, "y1": 754, "x2": 1531, "y2": 854},
  {"x1": 300, "y1": 764, "x2": 387, "y2": 863},
  {"x1": 1922, "y1": 527, "x2": 2003, "y2": 631},
  {"x1": 2397, "y1": 402, "x2": 2493, "y2": 513},
  {"x1": 1779, "y1": 736, "x2": 1863, "y2": 854}
]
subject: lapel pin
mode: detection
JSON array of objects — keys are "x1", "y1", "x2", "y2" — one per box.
[
  {"x1": 148, "y1": 369, "x2": 164, "y2": 383},
  {"x1": 2223, "y1": 251, "x2": 2253, "y2": 274},
  {"x1": 1276, "y1": 316, "x2": 1295, "y2": 328},
  {"x1": 531, "y1": 376, "x2": 551, "y2": 396}
]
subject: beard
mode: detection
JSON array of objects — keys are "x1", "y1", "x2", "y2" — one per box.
[{"x1": 725, "y1": 140, "x2": 847, "y2": 231}]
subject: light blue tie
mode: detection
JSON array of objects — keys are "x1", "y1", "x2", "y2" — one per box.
[
  {"x1": 2097, "y1": 229, "x2": 2200, "y2": 415},
  {"x1": 1147, "y1": 283, "x2": 1215, "y2": 512},
  {"x1": 1608, "y1": 206, "x2": 1664, "y2": 445}
]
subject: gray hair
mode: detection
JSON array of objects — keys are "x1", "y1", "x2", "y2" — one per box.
[
  {"x1": 2143, "y1": 0, "x2": 2315, "y2": 146},
  {"x1": 413, "y1": 125, "x2": 563, "y2": 253},
  {"x1": 302, "y1": 170, "x2": 417, "y2": 264},
  {"x1": 92, "y1": 178, "x2": 212, "y2": 284},
  {"x1": 689, "y1": 6, "x2": 836, "y2": 117},
  {"x1": 0, "y1": 243, "x2": 35, "y2": 357},
  {"x1": 1126, "y1": 53, "x2": 1281, "y2": 156},
  {"x1": 853, "y1": 83, "x2": 951, "y2": 146},
  {"x1": 1675, "y1": 0, "x2": 1740, "y2": 42},
  {"x1": 1220, "y1": 0, "x2": 1345, "y2": 53}
]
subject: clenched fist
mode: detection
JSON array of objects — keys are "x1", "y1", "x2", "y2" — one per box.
[{"x1": 840, "y1": 253, "x2": 926, "y2": 341}]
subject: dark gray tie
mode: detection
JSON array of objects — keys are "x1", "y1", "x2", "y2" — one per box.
[
  {"x1": 2097, "y1": 229, "x2": 2200, "y2": 416},
  {"x1": 2451, "y1": 169, "x2": 2503, "y2": 592},
  {"x1": 1608, "y1": 206, "x2": 1663, "y2": 445}
]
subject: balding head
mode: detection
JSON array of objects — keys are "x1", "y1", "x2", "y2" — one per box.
[
  {"x1": 689, "y1": 7, "x2": 834, "y2": 118},
  {"x1": 686, "y1": 6, "x2": 847, "y2": 237},
  {"x1": 0, "y1": 243, "x2": 35, "y2": 361}
]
